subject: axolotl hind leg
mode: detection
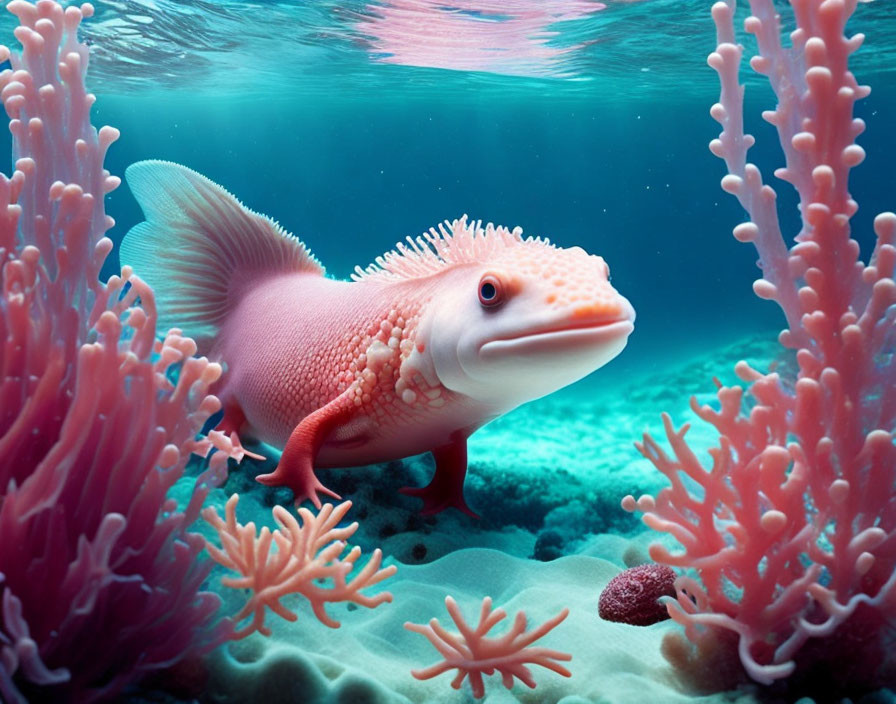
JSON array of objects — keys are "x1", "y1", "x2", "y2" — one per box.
[
  {"x1": 255, "y1": 388, "x2": 357, "y2": 508},
  {"x1": 217, "y1": 400, "x2": 249, "y2": 437},
  {"x1": 217, "y1": 400, "x2": 265, "y2": 461},
  {"x1": 400, "y1": 433, "x2": 479, "y2": 518}
]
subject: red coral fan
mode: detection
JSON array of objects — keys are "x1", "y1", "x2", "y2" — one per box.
[{"x1": 598, "y1": 564, "x2": 676, "y2": 626}]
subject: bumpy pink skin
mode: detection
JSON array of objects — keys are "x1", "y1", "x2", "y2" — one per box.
[
  {"x1": 124, "y1": 166, "x2": 635, "y2": 514},
  {"x1": 214, "y1": 218, "x2": 636, "y2": 510},
  {"x1": 222, "y1": 270, "x2": 631, "y2": 465},
  {"x1": 219, "y1": 274, "x2": 471, "y2": 466},
  {"x1": 598, "y1": 564, "x2": 676, "y2": 626}
]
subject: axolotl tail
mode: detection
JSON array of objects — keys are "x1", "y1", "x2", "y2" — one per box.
[{"x1": 120, "y1": 160, "x2": 324, "y2": 351}]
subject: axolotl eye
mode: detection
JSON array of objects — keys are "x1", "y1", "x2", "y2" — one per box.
[{"x1": 478, "y1": 273, "x2": 505, "y2": 308}]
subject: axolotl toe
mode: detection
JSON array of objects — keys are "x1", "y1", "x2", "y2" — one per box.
[{"x1": 121, "y1": 161, "x2": 635, "y2": 516}]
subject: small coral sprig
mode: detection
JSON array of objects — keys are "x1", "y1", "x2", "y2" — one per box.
[
  {"x1": 202, "y1": 496, "x2": 396, "y2": 638},
  {"x1": 405, "y1": 596, "x2": 571, "y2": 699}
]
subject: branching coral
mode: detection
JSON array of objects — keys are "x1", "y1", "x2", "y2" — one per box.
[
  {"x1": 202, "y1": 496, "x2": 397, "y2": 638},
  {"x1": 405, "y1": 596, "x2": 571, "y2": 698},
  {"x1": 0, "y1": 1, "x2": 241, "y2": 700},
  {"x1": 623, "y1": 0, "x2": 896, "y2": 688}
]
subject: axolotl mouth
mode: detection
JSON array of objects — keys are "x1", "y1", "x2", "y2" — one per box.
[{"x1": 478, "y1": 306, "x2": 635, "y2": 360}]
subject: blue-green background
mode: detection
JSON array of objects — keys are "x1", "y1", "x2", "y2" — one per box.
[
  {"x1": 88, "y1": 87, "x2": 894, "y2": 383},
  {"x1": 4, "y1": 0, "x2": 893, "y2": 386}
]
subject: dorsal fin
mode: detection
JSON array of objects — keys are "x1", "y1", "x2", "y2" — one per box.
[
  {"x1": 120, "y1": 160, "x2": 323, "y2": 339},
  {"x1": 351, "y1": 215, "x2": 553, "y2": 283}
]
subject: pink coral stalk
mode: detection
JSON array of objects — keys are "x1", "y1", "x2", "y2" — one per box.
[
  {"x1": 405, "y1": 596, "x2": 571, "y2": 698},
  {"x1": 624, "y1": 0, "x2": 896, "y2": 687},
  {"x1": 202, "y1": 496, "x2": 397, "y2": 638},
  {"x1": 0, "y1": 2, "x2": 241, "y2": 700}
]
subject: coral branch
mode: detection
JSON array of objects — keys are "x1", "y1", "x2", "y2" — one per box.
[
  {"x1": 0, "y1": 2, "x2": 241, "y2": 700},
  {"x1": 624, "y1": 0, "x2": 896, "y2": 688},
  {"x1": 202, "y1": 496, "x2": 397, "y2": 638},
  {"x1": 405, "y1": 596, "x2": 571, "y2": 698}
]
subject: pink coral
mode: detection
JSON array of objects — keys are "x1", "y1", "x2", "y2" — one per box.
[
  {"x1": 598, "y1": 564, "x2": 676, "y2": 626},
  {"x1": 0, "y1": 1, "x2": 239, "y2": 700},
  {"x1": 405, "y1": 596, "x2": 571, "y2": 698},
  {"x1": 202, "y1": 496, "x2": 397, "y2": 638},
  {"x1": 623, "y1": 0, "x2": 896, "y2": 687}
]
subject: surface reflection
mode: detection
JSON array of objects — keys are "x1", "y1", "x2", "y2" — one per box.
[{"x1": 358, "y1": 0, "x2": 607, "y2": 79}]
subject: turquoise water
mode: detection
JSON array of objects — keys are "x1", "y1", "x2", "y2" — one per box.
[
  {"x1": 4, "y1": 1, "x2": 893, "y2": 382},
  {"x1": 1, "y1": 0, "x2": 892, "y2": 97},
  {"x1": 4, "y1": 0, "x2": 896, "y2": 701},
  {"x1": 94, "y1": 93, "x2": 894, "y2": 384}
]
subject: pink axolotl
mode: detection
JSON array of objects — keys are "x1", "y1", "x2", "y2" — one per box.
[{"x1": 120, "y1": 161, "x2": 635, "y2": 516}]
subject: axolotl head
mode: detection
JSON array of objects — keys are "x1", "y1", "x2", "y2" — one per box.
[{"x1": 358, "y1": 217, "x2": 635, "y2": 410}]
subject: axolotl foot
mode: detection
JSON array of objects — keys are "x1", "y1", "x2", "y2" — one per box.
[
  {"x1": 256, "y1": 388, "x2": 354, "y2": 507},
  {"x1": 400, "y1": 436, "x2": 479, "y2": 518},
  {"x1": 256, "y1": 460, "x2": 341, "y2": 509},
  {"x1": 399, "y1": 483, "x2": 479, "y2": 519}
]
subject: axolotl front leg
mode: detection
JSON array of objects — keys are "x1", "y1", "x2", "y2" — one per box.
[
  {"x1": 255, "y1": 388, "x2": 478, "y2": 516},
  {"x1": 255, "y1": 322, "x2": 478, "y2": 515},
  {"x1": 253, "y1": 396, "x2": 479, "y2": 517},
  {"x1": 255, "y1": 386, "x2": 356, "y2": 508}
]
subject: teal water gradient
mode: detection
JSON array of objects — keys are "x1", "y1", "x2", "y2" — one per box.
[
  {"x1": 83, "y1": 83, "x2": 895, "y2": 389},
  {"x1": 3, "y1": 0, "x2": 892, "y2": 390}
]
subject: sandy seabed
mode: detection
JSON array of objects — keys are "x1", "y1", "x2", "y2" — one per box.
[{"x1": 151, "y1": 333, "x2": 892, "y2": 704}]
